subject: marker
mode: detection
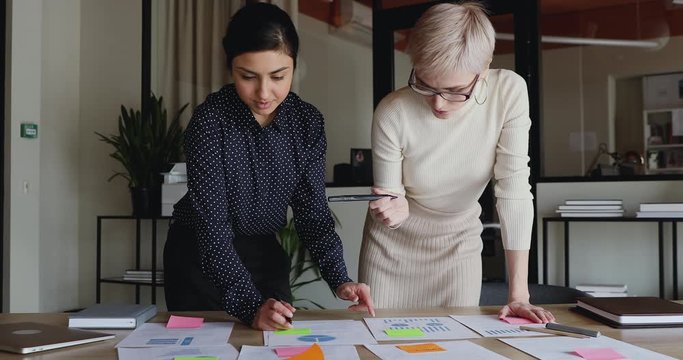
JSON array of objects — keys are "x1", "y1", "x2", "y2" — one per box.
[
  {"x1": 519, "y1": 325, "x2": 588, "y2": 338},
  {"x1": 546, "y1": 323, "x2": 600, "y2": 337}
]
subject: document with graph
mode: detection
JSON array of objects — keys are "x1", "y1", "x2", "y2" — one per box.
[
  {"x1": 262, "y1": 320, "x2": 376, "y2": 347},
  {"x1": 450, "y1": 315, "x2": 546, "y2": 338},
  {"x1": 363, "y1": 317, "x2": 479, "y2": 341}
]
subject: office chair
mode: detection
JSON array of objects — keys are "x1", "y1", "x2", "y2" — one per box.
[{"x1": 479, "y1": 282, "x2": 591, "y2": 306}]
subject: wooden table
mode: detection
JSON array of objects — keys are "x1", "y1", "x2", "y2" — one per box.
[{"x1": 2, "y1": 305, "x2": 683, "y2": 359}]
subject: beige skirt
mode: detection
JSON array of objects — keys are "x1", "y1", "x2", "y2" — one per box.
[{"x1": 359, "y1": 200, "x2": 484, "y2": 308}]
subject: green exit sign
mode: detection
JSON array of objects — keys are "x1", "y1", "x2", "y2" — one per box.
[{"x1": 20, "y1": 123, "x2": 38, "y2": 139}]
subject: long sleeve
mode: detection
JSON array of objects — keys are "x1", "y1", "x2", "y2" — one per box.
[
  {"x1": 493, "y1": 73, "x2": 534, "y2": 250},
  {"x1": 185, "y1": 104, "x2": 263, "y2": 324},
  {"x1": 290, "y1": 111, "x2": 353, "y2": 291},
  {"x1": 371, "y1": 100, "x2": 406, "y2": 195}
]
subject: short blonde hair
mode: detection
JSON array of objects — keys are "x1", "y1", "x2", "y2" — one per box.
[{"x1": 407, "y1": 1, "x2": 495, "y2": 78}]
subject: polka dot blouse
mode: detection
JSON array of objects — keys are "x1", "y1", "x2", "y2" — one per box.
[{"x1": 172, "y1": 84, "x2": 352, "y2": 324}]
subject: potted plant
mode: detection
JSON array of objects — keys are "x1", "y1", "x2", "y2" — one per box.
[
  {"x1": 278, "y1": 213, "x2": 340, "y2": 309},
  {"x1": 96, "y1": 94, "x2": 188, "y2": 217}
]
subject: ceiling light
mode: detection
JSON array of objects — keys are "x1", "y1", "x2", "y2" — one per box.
[{"x1": 496, "y1": 33, "x2": 661, "y2": 49}]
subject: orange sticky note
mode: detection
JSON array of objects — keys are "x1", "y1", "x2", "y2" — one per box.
[
  {"x1": 500, "y1": 316, "x2": 535, "y2": 325},
  {"x1": 288, "y1": 343, "x2": 325, "y2": 360},
  {"x1": 397, "y1": 343, "x2": 446, "y2": 353},
  {"x1": 166, "y1": 315, "x2": 204, "y2": 329}
]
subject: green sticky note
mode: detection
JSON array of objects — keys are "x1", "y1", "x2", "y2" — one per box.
[
  {"x1": 274, "y1": 328, "x2": 312, "y2": 335},
  {"x1": 385, "y1": 328, "x2": 425, "y2": 337},
  {"x1": 174, "y1": 357, "x2": 218, "y2": 360}
]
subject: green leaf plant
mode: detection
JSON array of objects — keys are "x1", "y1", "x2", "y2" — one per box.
[
  {"x1": 95, "y1": 95, "x2": 188, "y2": 188},
  {"x1": 278, "y1": 212, "x2": 341, "y2": 310}
]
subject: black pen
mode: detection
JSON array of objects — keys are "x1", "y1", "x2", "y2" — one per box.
[
  {"x1": 328, "y1": 194, "x2": 397, "y2": 202},
  {"x1": 546, "y1": 323, "x2": 600, "y2": 337}
]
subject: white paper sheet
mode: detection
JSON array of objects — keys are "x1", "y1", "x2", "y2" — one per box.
[
  {"x1": 365, "y1": 341, "x2": 509, "y2": 360},
  {"x1": 115, "y1": 322, "x2": 234, "y2": 348},
  {"x1": 117, "y1": 344, "x2": 238, "y2": 360},
  {"x1": 501, "y1": 335, "x2": 676, "y2": 360},
  {"x1": 364, "y1": 317, "x2": 479, "y2": 341},
  {"x1": 262, "y1": 320, "x2": 376, "y2": 347},
  {"x1": 237, "y1": 345, "x2": 359, "y2": 360},
  {"x1": 450, "y1": 315, "x2": 547, "y2": 338}
]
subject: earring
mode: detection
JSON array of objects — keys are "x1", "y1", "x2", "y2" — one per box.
[{"x1": 474, "y1": 78, "x2": 488, "y2": 105}]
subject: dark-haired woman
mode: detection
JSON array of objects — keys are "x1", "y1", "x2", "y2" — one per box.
[{"x1": 163, "y1": 3, "x2": 374, "y2": 331}]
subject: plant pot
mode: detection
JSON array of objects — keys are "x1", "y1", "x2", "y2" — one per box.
[{"x1": 130, "y1": 186, "x2": 161, "y2": 217}]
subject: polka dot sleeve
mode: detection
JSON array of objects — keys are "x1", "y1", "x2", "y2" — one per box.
[
  {"x1": 184, "y1": 103, "x2": 263, "y2": 325},
  {"x1": 290, "y1": 109, "x2": 353, "y2": 291}
]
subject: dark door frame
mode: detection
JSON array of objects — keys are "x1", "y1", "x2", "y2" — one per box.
[
  {"x1": 371, "y1": 0, "x2": 541, "y2": 282},
  {"x1": 1, "y1": 0, "x2": 7, "y2": 312}
]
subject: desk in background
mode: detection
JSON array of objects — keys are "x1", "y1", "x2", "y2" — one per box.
[
  {"x1": 2, "y1": 305, "x2": 683, "y2": 359},
  {"x1": 542, "y1": 216, "x2": 681, "y2": 299}
]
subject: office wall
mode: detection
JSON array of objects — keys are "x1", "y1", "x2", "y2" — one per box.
[{"x1": 40, "y1": 0, "x2": 81, "y2": 312}]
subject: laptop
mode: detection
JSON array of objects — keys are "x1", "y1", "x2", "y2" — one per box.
[{"x1": 0, "y1": 322, "x2": 115, "y2": 354}]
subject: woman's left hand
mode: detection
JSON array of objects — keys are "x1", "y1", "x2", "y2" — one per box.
[
  {"x1": 335, "y1": 282, "x2": 376, "y2": 317},
  {"x1": 498, "y1": 301, "x2": 555, "y2": 323}
]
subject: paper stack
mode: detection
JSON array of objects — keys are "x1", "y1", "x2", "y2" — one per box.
[
  {"x1": 161, "y1": 163, "x2": 187, "y2": 216},
  {"x1": 576, "y1": 284, "x2": 628, "y2": 297},
  {"x1": 122, "y1": 269, "x2": 164, "y2": 283},
  {"x1": 636, "y1": 203, "x2": 683, "y2": 218},
  {"x1": 555, "y1": 199, "x2": 624, "y2": 218}
]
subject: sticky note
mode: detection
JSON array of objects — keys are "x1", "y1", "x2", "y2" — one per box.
[
  {"x1": 166, "y1": 315, "x2": 204, "y2": 329},
  {"x1": 500, "y1": 316, "x2": 535, "y2": 325},
  {"x1": 384, "y1": 328, "x2": 425, "y2": 337},
  {"x1": 174, "y1": 357, "x2": 218, "y2": 360},
  {"x1": 288, "y1": 344, "x2": 324, "y2": 360},
  {"x1": 274, "y1": 328, "x2": 312, "y2": 335},
  {"x1": 275, "y1": 346, "x2": 310, "y2": 357},
  {"x1": 574, "y1": 347, "x2": 626, "y2": 360},
  {"x1": 397, "y1": 343, "x2": 446, "y2": 353}
]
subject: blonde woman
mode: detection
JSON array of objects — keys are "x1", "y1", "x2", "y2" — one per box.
[{"x1": 359, "y1": 1, "x2": 554, "y2": 323}]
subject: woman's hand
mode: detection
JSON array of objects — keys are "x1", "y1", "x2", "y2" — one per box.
[
  {"x1": 369, "y1": 188, "x2": 409, "y2": 229},
  {"x1": 336, "y1": 282, "x2": 376, "y2": 316},
  {"x1": 251, "y1": 298, "x2": 296, "y2": 330},
  {"x1": 499, "y1": 301, "x2": 555, "y2": 324}
]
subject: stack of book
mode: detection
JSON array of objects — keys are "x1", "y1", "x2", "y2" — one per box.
[
  {"x1": 555, "y1": 199, "x2": 624, "y2": 217},
  {"x1": 122, "y1": 269, "x2": 164, "y2": 283},
  {"x1": 576, "y1": 284, "x2": 628, "y2": 297},
  {"x1": 636, "y1": 203, "x2": 683, "y2": 218}
]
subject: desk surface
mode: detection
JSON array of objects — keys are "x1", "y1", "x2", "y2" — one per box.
[{"x1": 2, "y1": 305, "x2": 683, "y2": 359}]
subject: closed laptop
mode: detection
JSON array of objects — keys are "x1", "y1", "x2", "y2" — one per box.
[{"x1": 0, "y1": 322, "x2": 114, "y2": 354}]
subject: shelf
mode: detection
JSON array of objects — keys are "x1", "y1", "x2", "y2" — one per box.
[
  {"x1": 646, "y1": 144, "x2": 683, "y2": 149},
  {"x1": 100, "y1": 277, "x2": 165, "y2": 286}
]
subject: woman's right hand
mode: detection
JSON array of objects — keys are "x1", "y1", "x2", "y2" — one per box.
[
  {"x1": 251, "y1": 298, "x2": 296, "y2": 330},
  {"x1": 369, "y1": 187, "x2": 409, "y2": 229}
]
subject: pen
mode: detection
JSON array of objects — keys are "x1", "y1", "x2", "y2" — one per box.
[
  {"x1": 519, "y1": 325, "x2": 588, "y2": 338},
  {"x1": 327, "y1": 194, "x2": 397, "y2": 202},
  {"x1": 546, "y1": 323, "x2": 600, "y2": 337}
]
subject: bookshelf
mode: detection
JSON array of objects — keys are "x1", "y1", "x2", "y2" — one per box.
[
  {"x1": 542, "y1": 216, "x2": 681, "y2": 300},
  {"x1": 644, "y1": 108, "x2": 683, "y2": 174},
  {"x1": 96, "y1": 216, "x2": 170, "y2": 305}
]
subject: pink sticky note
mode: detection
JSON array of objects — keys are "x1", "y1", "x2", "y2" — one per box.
[
  {"x1": 574, "y1": 347, "x2": 627, "y2": 360},
  {"x1": 166, "y1": 315, "x2": 204, "y2": 329},
  {"x1": 500, "y1": 316, "x2": 535, "y2": 325},
  {"x1": 274, "y1": 346, "x2": 310, "y2": 357}
]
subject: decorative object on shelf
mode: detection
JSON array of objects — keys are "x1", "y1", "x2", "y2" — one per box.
[
  {"x1": 278, "y1": 213, "x2": 340, "y2": 310},
  {"x1": 96, "y1": 95, "x2": 188, "y2": 217}
]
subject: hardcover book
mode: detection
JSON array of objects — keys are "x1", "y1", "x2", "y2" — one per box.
[
  {"x1": 68, "y1": 304, "x2": 157, "y2": 329},
  {"x1": 576, "y1": 297, "x2": 683, "y2": 326}
]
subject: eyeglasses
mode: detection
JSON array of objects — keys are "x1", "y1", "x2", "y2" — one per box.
[{"x1": 408, "y1": 69, "x2": 479, "y2": 102}]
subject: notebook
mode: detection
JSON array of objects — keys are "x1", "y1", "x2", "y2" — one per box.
[
  {"x1": 0, "y1": 322, "x2": 115, "y2": 354},
  {"x1": 68, "y1": 303, "x2": 157, "y2": 329},
  {"x1": 576, "y1": 297, "x2": 683, "y2": 328}
]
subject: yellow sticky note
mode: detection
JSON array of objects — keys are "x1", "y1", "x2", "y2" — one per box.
[
  {"x1": 274, "y1": 328, "x2": 312, "y2": 335},
  {"x1": 384, "y1": 328, "x2": 425, "y2": 337},
  {"x1": 397, "y1": 343, "x2": 446, "y2": 353}
]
